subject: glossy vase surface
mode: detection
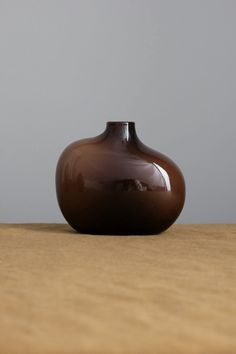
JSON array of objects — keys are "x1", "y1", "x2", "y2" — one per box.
[{"x1": 56, "y1": 122, "x2": 185, "y2": 234}]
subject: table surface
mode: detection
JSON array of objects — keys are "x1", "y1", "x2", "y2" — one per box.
[{"x1": 0, "y1": 224, "x2": 235, "y2": 354}]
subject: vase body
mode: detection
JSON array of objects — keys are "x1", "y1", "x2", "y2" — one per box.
[{"x1": 56, "y1": 122, "x2": 185, "y2": 234}]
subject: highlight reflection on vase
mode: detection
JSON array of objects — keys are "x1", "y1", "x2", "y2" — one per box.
[{"x1": 56, "y1": 121, "x2": 185, "y2": 234}]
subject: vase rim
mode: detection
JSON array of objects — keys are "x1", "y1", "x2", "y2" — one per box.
[{"x1": 106, "y1": 121, "x2": 135, "y2": 125}]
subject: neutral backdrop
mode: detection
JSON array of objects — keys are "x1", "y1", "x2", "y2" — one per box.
[{"x1": 0, "y1": 0, "x2": 235, "y2": 223}]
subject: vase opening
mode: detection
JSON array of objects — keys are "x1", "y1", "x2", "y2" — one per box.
[
  {"x1": 105, "y1": 121, "x2": 137, "y2": 142},
  {"x1": 106, "y1": 121, "x2": 135, "y2": 124}
]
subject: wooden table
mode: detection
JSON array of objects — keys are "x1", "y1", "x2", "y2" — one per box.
[{"x1": 0, "y1": 224, "x2": 235, "y2": 354}]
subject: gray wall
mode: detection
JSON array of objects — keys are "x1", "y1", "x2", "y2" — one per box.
[{"x1": 0, "y1": 0, "x2": 235, "y2": 223}]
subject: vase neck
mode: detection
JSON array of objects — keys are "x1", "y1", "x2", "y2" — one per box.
[{"x1": 104, "y1": 122, "x2": 137, "y2": 143}]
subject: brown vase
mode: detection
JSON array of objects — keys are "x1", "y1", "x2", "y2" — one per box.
[{"x1": 56, "y1": 122, "x2": 185, "y2": 235}]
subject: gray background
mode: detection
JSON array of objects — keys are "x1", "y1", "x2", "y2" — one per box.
[{"x1": 0, "y1": 0, "x2": 235, "y2": 223}]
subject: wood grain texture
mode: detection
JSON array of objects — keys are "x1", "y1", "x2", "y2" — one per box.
[{"x1": 0, "y1": 224, "x2": 235, "y2": 354}]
